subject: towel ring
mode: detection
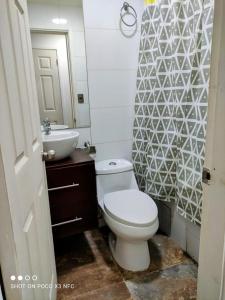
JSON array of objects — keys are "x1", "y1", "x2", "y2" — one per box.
[{"x1": 120, "y1": 2, "x2": 137, "y2": 27}]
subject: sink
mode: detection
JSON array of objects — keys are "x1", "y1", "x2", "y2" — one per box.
[
  {"x1": 41, "y1": 124, "x2": 69, "y2": 131},
  {"x1": 42, "y1": 129, "x2": 79, "y2": 160}
]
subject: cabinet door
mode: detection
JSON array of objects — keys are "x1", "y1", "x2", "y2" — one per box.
[
  {"x1": 47, "y1": 164, "x2": 95, "y2": 191},
  {"x1": 49, "y1": 186, "x2": 96, "y2": 225},
  {"x1": 47, "y1": 163, "x2": 98, "y2": 238}
]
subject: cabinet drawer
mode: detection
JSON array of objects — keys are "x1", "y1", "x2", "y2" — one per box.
[
  {"x1": 52, "y1": 216, "x2": 97, "y2": 239},
  {"x1": 49, "y1": 188, "x2": 97, "y2": 225},
  {"x1": 46, "y1": 163, "x2": 96, "y2": 191}
]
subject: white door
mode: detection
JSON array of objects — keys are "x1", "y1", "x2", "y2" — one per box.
[
  {"x1": 31, "y1": 33, "x2": 74, "y2": 128},
  {"x1": 0, "y1": 286, "x2": 3, "y2": 300},
  {"x1": 0, "y1": 0, "x2": 57, "y2": 300},
  {"x1": 33, "y1": 48, "x2": 64, "y2": 124},
  {"x1": 197, "y1": 0, "x2": 225, "y2": 299}
]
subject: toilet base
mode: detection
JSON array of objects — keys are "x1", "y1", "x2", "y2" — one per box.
[{"x1": 109, "y1": 232, "x2": 150, "y2": 271}]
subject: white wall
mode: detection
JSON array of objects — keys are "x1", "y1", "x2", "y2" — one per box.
[
  {"x1": 83, "y1": 0, "x2": 144, "y2": 161},
  {"x1": 28, "y1": 1, "x2": 91, "y2": 132},
  {"x1": 158, "y1": 201, "x2": 201, "y2": 262},
  {"x1": 171, "y1": 208, "x2": 200, "y2": 262}
]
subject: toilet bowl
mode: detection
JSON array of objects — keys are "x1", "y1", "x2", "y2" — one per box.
[{"x1": 95, "y1": 159, "x2": 159, "y2": 271}]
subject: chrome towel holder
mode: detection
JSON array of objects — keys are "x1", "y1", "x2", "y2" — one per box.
[{"x1": 120, "y1": 2, "x2": 137, "y2": 27}]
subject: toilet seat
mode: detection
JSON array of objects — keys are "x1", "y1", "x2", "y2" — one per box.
[{"x1": 104, "y1": 189, "x2": 158, "y2": 227}]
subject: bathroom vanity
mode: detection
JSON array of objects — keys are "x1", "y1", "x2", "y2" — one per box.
[{"x1": 46, "y1": 150, "x2": 98, "y2": 239}]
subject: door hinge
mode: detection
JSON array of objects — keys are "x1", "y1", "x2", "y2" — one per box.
[{"x1": 202, "y1": 167, "x2": 211, "y2": 185}]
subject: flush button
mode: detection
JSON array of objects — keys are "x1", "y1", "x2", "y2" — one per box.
[{"x1": 109, "y1": 161, "x2": 117, "y2": 166}]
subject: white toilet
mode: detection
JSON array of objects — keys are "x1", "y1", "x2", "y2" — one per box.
[{"x1": 95, "y1": 159, "x2": 159, "y2": 272}]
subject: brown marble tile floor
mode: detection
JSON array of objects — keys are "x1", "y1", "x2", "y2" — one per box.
[{"x1": 55, "y1": 229, "x2": 197, "y2": 300}]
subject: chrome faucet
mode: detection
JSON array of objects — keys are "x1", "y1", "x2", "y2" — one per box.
[
  {"x1": 84, "y1": 141, "x2": 91, "y2": 152},
  {"x1": 42, "y1": 118, "x2": 51, "y2": 135}
]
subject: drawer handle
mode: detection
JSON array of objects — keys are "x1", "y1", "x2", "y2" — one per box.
[
  {"x1": 48, "y1": 182, "x2": 79, "y2": 191},
  {"x1": 52, "y1": 217, "x2": 83, "y2": 227}
]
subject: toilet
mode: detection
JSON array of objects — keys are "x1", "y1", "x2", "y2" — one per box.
[{"x1": 95, "y1": 159, "x2": 159, "y2": 272}]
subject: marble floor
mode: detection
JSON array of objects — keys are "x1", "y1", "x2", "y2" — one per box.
[{"x1": 55, "y1": 229, "x2": 198, "y2": 300}]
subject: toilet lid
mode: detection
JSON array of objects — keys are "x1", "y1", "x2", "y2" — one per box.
[{"x1": 103, "y1": 189, "x2": 158, "y2": 227}]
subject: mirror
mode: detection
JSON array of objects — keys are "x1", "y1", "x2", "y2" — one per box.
[{"x1": 27, "y1": 0, "x2": 90, "y2": 129}]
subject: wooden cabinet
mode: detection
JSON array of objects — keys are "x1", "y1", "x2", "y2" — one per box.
[{"x1": 46, "y1": 150, "x2": 98, "y2": 239}]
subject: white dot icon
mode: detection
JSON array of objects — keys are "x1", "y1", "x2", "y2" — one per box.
[
  {"x1": 32, "y1": 275, "x2": 38, "y2": 281},
  {"x1": 10, "y1": 275, "x2": 16, "y2": 281},
  {"x1": 18, "y1": 275, "x2": 23, "y2": 281}
]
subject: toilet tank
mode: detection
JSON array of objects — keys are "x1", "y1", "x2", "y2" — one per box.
[{"x1": 95, "y1": 159, "x2": 138, "y2": 205}]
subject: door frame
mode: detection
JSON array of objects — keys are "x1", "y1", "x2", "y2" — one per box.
[
  {"x1": 31, "y1": 29, "x2": 76, "y2": 128},
  {"x1": 198, "y1": 0, "x2": 225, "y2": 298}
]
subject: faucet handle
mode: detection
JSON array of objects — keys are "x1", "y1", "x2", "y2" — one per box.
[
  {"x1": 42, "y1": 118, "x2": 50, "y2": 126},
  {"x1": 84, "y1": 141, "x2": 91, "y2": 148},
  {"x1": 84, "y1": 141, "x2": 96, "y2": 155}
]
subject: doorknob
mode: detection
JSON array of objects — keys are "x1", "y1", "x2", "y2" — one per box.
[{"x1": 42, "y1": 150, "x2": 56, "y2": 161}]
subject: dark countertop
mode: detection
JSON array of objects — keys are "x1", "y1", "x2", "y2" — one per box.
[{"x1": 45, "y1": 149, "x2": 94, "y2": 169}]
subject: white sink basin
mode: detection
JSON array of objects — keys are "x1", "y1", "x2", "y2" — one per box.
[{"x1": 42, "y1": 129, "x2": 79, "y2": 160}]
